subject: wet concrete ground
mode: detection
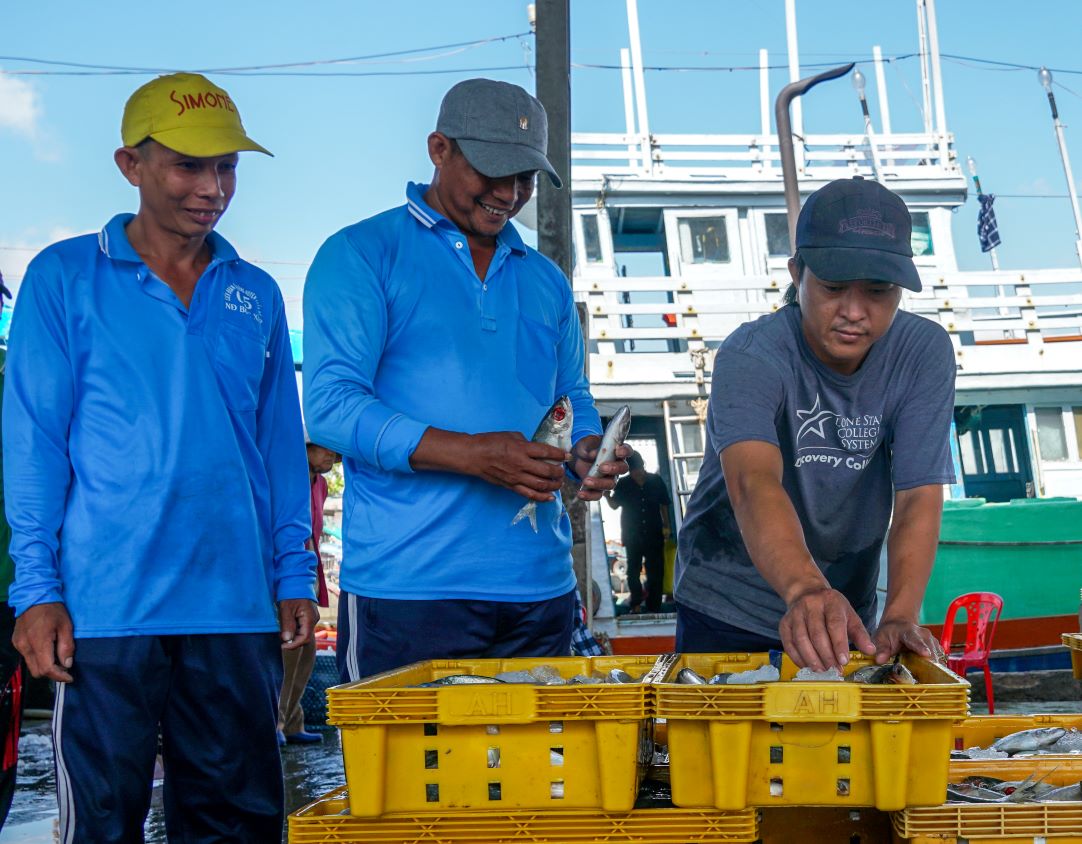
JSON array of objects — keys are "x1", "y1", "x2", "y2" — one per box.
[
  {"x1": 3, "y1": 719, "x2": 345, "y2": 843},
  {"x1": 5, "y1": 699, "x2": 1082, "y2": 842}
]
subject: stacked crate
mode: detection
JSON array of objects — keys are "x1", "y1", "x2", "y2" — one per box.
[
  {"x1": 893, "y1": 715, "x2": 1082, "y2": 844},
  {"x1": 289, "y1": 652, "x2": 1082, "y2": 843},
  {"x1": 290, "y1": 654, "x2": 760, "y2": 842}
]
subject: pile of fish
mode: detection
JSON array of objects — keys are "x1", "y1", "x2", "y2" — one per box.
[
  {"x1": 416, "y1": 666, "x2": 643, "y2": 687},
  {"x1": 672, "y1": 658, "x2": 917, "y2": 686},
  {"x1": 952, "y1": 727, "x2": 1082, "y2": 760},
  {"x1": 947, "y1": 772, "x2": 1082, "y2": 803}
]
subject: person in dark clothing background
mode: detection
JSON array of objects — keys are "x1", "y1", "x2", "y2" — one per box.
[
  {"x1": 0, "y1": 270, "x2": 20, "y2": 830},
  {"x1": 605, "y1": 452, "x2": 671, "y2": 612}
]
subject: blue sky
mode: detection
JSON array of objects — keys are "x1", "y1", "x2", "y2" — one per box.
[{"x1": 4, "y1": 1, "x2": 1082, "y2": 325}]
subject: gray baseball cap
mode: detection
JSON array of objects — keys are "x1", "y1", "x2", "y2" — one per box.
[{"x1": 436, "y1": 78, "x2": 562, "y2": 188}]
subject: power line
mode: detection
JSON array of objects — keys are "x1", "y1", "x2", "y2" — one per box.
[
  {"x1": 7, "y1": 45, "x2": 1082, "y2": 79},
  {"x1": 0, "y1": 32, "x2": 532, "y2": 76}
]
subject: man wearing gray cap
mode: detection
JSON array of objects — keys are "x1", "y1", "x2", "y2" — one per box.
[
  {"x1": 675, "y1": 177, "x2": 956, "y2": 673},
  {"x1": 304, "y1": 79, "x2": 626, "y2": 680}
]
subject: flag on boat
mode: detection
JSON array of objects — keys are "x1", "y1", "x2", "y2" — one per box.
[{"x1": 977, "y1": 193, "x2": 1001, "y2": 253}]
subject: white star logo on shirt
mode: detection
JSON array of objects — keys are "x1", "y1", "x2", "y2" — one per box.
[{"x1": 796, "y1": 394, "x2": 837, "y2": 441}]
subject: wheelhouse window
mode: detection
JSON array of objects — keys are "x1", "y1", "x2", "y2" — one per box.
[
  {"x1": 1074, "y1": 407, "x2": 1082, "y2": 458},
  {"x1": 678, "y1": 217, "x2": 731, "y2": 264},
  {"x1": 581, "y1": 214, "x2": 604, "y2": 264},
  {"x1": 764, "y1": 213, "x2": 791, "y2": 257},
  {"x1": 1035, "y1": 407, "x2": 1068, "y2": 462},
  {"x1": 910, "y1": 211, "x2": 935, "y2": 257}
]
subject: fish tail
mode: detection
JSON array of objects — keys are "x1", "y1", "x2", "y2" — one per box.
[{"x1": 511, "y1": 502, "x2": 539, "y2": 532}]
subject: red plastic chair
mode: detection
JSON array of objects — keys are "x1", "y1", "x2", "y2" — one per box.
[{"x1": 939, "y1": 592, "x2": 1004, "y2": 713}]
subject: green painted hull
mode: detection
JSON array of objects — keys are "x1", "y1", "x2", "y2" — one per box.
[{"x1": 919, "y1": 498, "x2": 1082, "y2": 625}]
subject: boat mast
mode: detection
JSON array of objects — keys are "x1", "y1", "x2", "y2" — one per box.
[
  {"x1": 784, "y1": 0, "x2": 804, "y2": 173},
  {"x1": 916, "y1": 0, "x2": 934, "y2": 135},
  {"x1": 625, "y1": 0, "x2": 652, "y2": 176},
  {"x1": 924, "y1": 0, "x2": 950, "y2": 163}
]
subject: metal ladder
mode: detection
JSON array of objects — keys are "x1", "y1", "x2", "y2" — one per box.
[{"x1": 662, "y1": 349, "x2": 714, "y2": 531}]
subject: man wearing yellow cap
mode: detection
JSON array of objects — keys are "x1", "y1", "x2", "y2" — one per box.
[{"x1": 4, "y1": 73, "x2": 316, "y2": 841}]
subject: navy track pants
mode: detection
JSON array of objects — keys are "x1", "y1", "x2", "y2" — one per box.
[
  {"x1": 52, "y1": 633, "x2": 284, "y2": 843},
  {"x1": 336, "y1": 590, "x2": 576, "y2": 682}
]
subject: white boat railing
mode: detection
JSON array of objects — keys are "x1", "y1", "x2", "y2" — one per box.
[
  {"x1": 578, "y1": 268, "x2": 1082, "y2": 388},
  {"x1": 570, "y1": 130, "x2": 959, "y2": 182}
]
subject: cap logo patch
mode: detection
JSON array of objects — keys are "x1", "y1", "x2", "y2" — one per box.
[
  {"x1": 169, "y1": 89, "x2": 237, "y2": 118},
  {"x1": 518, "y1": 115, "x2": 529, "y2": 130},
  {"x1": 838, "y1": 208, "x2": 895, "y2": 238}
]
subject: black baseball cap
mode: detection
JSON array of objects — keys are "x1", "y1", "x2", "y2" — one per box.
[
  {"x1": 795, "y1": 177, "x2": 921, "y2": 292},
  {"x1": 436, "y1": 79, "x2": 561, "y2": 188}
]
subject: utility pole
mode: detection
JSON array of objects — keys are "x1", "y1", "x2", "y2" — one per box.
[
  {"x1": 533, "y1": 0, "x2": 572, "y2": 280},
  {"x1": 534, "y1": 0, "x2": 596, "y2": 629}
]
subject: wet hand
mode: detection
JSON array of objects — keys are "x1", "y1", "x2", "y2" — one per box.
[
  {"x1": 572, "y1": 440, "x2": 631, "y2": 500},
  {"x1": 872, "y1": 619, "x2": 944, "y2": 665},
  {"x1": 779, "y1": 586, "x2": 876, "y2": 671},
  {"x1": 13, "y1": 602, "x2": 75, "y2": 683},
  {"x1": 469, "y1": 431, "x2": 570, "y2": 503},
  {"x1": 279, "y1": 599, "x2": 320, "y2": 649}
]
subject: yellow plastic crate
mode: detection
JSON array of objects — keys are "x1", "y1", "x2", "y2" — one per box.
[
  {"x1": 1064, "y1": 633, "x2": 1082, "y2": 680},
  {"x1": 655, "y1": 652, "x2": 969, "y2": 811},
  {"x1": 326, "y1": 656, "x2": 659, "y2": 817},
  {"x1": 893, "y1": 759, "x2": 1082, "y2": 843},
  {"x1": 288, "y1": 785, "x2": 760, "y2": 843},
  {"x1": 952, "y1": 714, "x2": 1082, "y2": 779}
]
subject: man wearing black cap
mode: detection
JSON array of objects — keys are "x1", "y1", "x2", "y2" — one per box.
[
  {"x1": 304, "y1": 79, "x2": 627, "y2": 681},
  {"x1": 675, "y1": 178, "x2": 956, "y2": 671}
]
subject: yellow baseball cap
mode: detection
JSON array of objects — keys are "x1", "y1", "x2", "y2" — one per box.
[{"x1": 121, "y1": 72, "x2": 271, "y2": 157}]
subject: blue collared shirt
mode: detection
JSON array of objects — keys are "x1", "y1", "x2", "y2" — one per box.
[
  {"x1": 303, "y1": 182, "x2": 601, "y2": 601},
  {"x1": 3, "y1": 214, "x2": 316, "y2": 636}
]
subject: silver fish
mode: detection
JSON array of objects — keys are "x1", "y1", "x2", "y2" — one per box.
[
  {"x1": 608, "y1": 669, "x2": 635, "y2": 684},
  {"x1": 1049, "y1": 728, "x2": 1082, "y2": 754},
  {"x1": 584, "y1": 406, "x2": 631, "y2": 481},
  {"x1": 676, "y1": 668, "x2": 708, "y2": 685},
  {"x1": 947, "y1": 783, "x2": 1011, "y2": 803},
  {"x1": 992, "y1": 727, "x2": 1067, "y2": 756},
  {"x1": 1042, "y1": 782, "x2": 1082, "y2": 801},
  {"x1": 946, "y1": 771, "x2": 1055, "y2": 804},
  {"x1": 846, "y1": 660, "x2": 917, "y2": 685},
  {"x1": 511, "y1": 397, "x2": 573, "y2": 532},
  {"x1": 418, "y1": 674, "x2": 506, "y2": 687}
]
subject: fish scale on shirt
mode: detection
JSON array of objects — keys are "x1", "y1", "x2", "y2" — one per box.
[{"x1": 675, "y1": 304, "x2": 956, "y2": 641}]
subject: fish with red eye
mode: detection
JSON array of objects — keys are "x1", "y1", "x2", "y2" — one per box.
[{"x1": 511, "y1": 397, "x2": 573, "y2": 532}]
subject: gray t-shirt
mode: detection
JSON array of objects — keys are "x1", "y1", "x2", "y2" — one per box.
[{"x1": 675, "y1": 304, "x2": 956, "y2": 640}]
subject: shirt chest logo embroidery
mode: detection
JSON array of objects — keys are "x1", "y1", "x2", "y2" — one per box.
[
  {"x1": 793, "y1": 393, "x2": 883, "y2": 472},
  {"x1": 224, "y1": 283, "x2": 264, "y2": 325}
]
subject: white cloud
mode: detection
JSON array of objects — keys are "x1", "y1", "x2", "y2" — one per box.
[{"x1": 0, "y1": 71, "x2": 43, "y2": 138}]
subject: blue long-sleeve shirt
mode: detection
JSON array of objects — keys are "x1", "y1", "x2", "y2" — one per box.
[
  {"x1": 303, "y1": 183, "x2": 601, "y2": 601},
  {"x1": 3, "y1": 214, "x2": 316, "y2": 637}
]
